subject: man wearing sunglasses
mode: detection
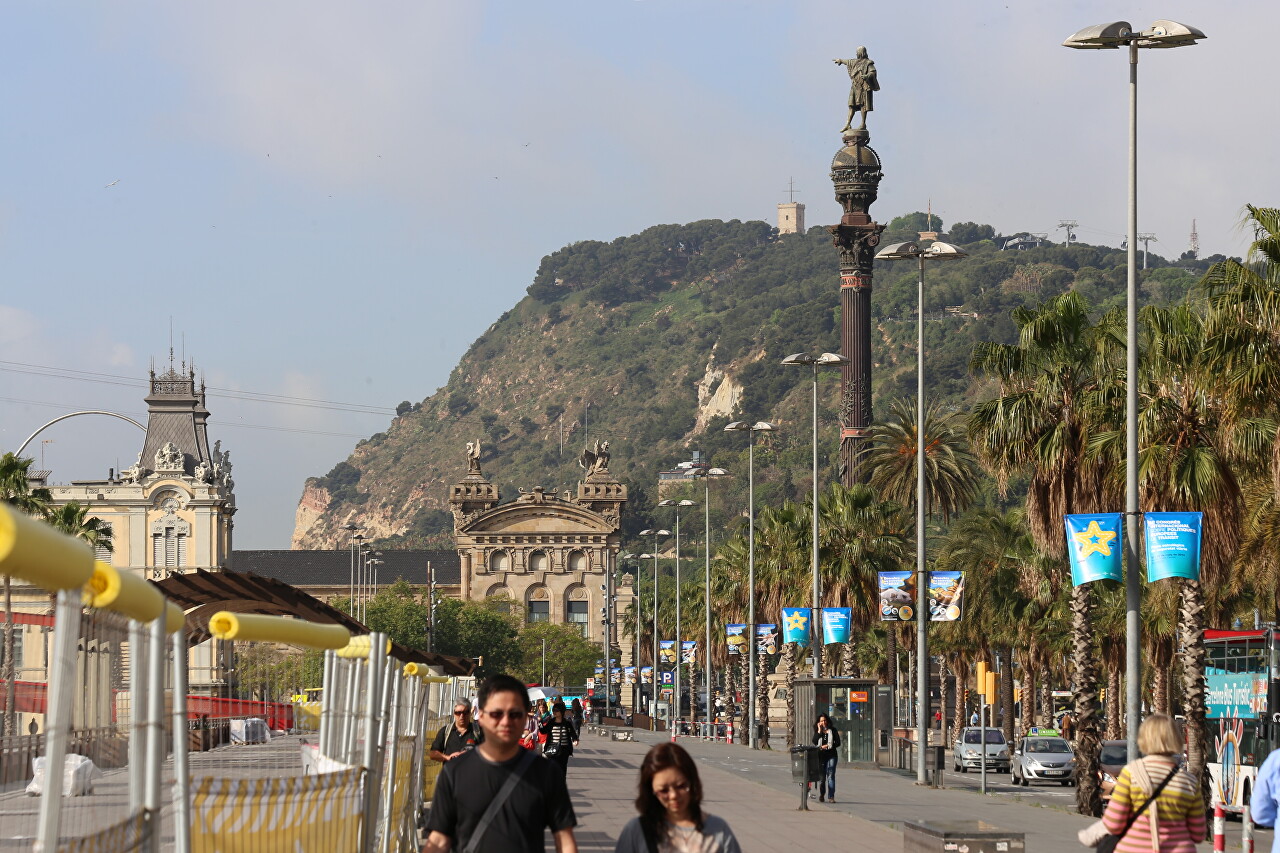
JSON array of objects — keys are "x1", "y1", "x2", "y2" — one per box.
[
  {"x1": 425, "y1": 674, "x2": 578, "y2": 853},
  {"x1": 429, "y1": 702, "x2": 484, "y2": 764}
]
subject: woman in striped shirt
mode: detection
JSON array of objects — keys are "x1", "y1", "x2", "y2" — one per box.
[{"x1": 1101, "y1": 713, "x2": 1205, "y2": 853}]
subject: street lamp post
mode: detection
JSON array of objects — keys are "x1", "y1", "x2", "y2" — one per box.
[
  {"x1": 621, "y1": 553, "x2": 640, "y2": 713},
  {"x1": 638, "y1": 529, "x2": 669, "y2": 726},
  {"x1": 345, "y1": 528, "x2": 365, "y2": 615},
  {"x1": 1064, "y1": 17, "x2": 1205, "y2": 759},
  {"x1": 782, "y1": 352, "x2": 850, "y2": 677},
  {"x1": 659, "y1": 499, "x2": 697, "y2": 728},
  {"x1": 724, "y1": 420, "x2": 776, "y2": 748},
  {"x1": 875, "y1": 240, "x2": 969, "y2": 784},
  {"x1": 691, "y1": 466, "x2": 728, "y2": 723},
  {"x1": 365, "y1": 557, "x2": 383, "y2": 623}
]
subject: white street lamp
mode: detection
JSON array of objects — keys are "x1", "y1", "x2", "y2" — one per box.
[
  {"x1": 691, "y1": 466, "x2": 728, "y2": 727},
  {"x1": 659, "y1": 498, "x2": 697, "y2": 728},
  {"x1": 1064, "y1": 16, "x2": 1205, "y2": 759},
  {"x1": 638, "y1": 528, "x2": 669, "y2": 727},
  {"x1": 876, "y1": 239, "x2": 968, "y2": 784},
  {"x1": 782, "y1": 352, "x2": 849, "y2": 678},
  {"x1": 724, "y1": 420, "x2": 775, "y2": 748}
]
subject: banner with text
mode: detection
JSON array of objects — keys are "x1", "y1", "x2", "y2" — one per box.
[
  {"x1": 611, "y1": 667, "x2": 622, "y2": 684},
  {"x1": 878, "y1": 571, "x2": 915, "y2": 621},
  {"x1": 781, "y1": 607, "x2": 811, "y2": 645},
  {"x1": 822, "y1": 608, "x2": 852, "y2": 644},
  {"x1": 659, "y1": 641, "x2": 676, "y2": 665},
  {"x1": 624, "y1": 666, "x2": 636, "y2": 684},
  {"x1": 640, "y1": 665, "x2": 652, "y2": 684},
  {"x1": 928, "y1": 571, "x2": 964, "y2": 621},
  {"x1": 756, "y1": 624, "x2": 779, "y2": 655},
  {"x1": 1145, "y1": 511, "x2": 1203, "y2": 582},
  {"x1": 681, "y1": 641, "x2": 697, "y2": 665},
  {"x1": 726, "y1": 624, "x2": 747, "y2": 655},
  {"x1": 1065, "y1": 513, "x2": 1124, "y2": 586}
]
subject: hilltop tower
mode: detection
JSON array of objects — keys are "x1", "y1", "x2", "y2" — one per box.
[{"x1": 778, "y1": 202, "x2": 805, "y2": 235}]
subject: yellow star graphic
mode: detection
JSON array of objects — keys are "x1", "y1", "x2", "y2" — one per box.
[
  {"x1": 784, "y1": 611, "x2": 808, "y2": 632},
  {"x1": 1073, "y1": 520, "x2": 1117, "y2": 559}
]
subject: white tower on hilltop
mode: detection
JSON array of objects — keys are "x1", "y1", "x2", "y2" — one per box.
[{"x1": 777, "y1": 177, "x2": 805, "y2": 235}]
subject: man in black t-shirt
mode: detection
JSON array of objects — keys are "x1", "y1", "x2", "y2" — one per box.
[
  {"x1": 429, "y1": 702, "x2": 483, "y2": 763},
  {"x1": 424, "y1": 675, "x2": 578, "y2": 853}
]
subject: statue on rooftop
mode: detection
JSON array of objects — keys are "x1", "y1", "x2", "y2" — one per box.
[{"x1": 465, "y1": 440, "x2": 483, "y2": 475}]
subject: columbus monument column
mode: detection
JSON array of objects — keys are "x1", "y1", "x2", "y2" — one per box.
[{"x1": 829, "y1": 48, "x2": 885, "y2": 485}]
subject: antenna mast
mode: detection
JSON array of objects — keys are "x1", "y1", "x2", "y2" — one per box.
[{"x1": 1189, "y1": 219, "x2": 1200, "y2": 260}]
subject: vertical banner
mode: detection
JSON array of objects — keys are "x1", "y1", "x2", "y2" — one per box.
[
  {"x1": 726, "y1": 624, "x2": 747, "y2": 655},
  {"x1": 781, "y1": 607, "x2": 811, "y2": 645},
  {"x1": 1064, "y1": 513, "x2": 1124, "y2": 586},
  {"x1": 756, "y1": 624, "x2": 779, "y2": 655},
  {"x1": 1145, "y1": 512, "x2": 1203, "y2": 581},
  {"x1": 821, "y1": 608, "x2": 852, "y2": 644},
  {"x1": 927, "y1": 571, "x2": 964, "y2": 622},
  {"x1": 594, "y1": 665, "x2": 604, "y2": 679},
  {"x1": 878, "y1": 571, "x2": 915, "y2": 621},
  {"x1": 624, "y1": 666, "x2": 636, "y2": 684},
  {"x1": 659, "y1": 641, "x2": 676, "y2": 665},
  {"x1": 611, "y1": 667, "x2": 622, "y2": 684},
  {"x1": 681, "y1": 640, "x2": 697, "y2": 665},
  {"x1": 640, "y1": 665, "x2": 652, "y2": 684}
]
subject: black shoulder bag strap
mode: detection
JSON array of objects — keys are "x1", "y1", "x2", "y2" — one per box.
[
  {"x1": 461, "y1": 749, "x2": 536, "y2": 853},
  {"x1": 1118, "y1": 765, "x2": 1179, "y2": 839}
]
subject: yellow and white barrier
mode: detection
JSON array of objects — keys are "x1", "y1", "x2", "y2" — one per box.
[{"x1": 208, "y1": 611, "x2": 351, "y2": 650}]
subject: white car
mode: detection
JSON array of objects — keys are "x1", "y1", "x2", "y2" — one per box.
[
  {"x1": 1011, "y1": 736, "x2": 1077, "y2": 787},
  {"x1": 952, "y1": 727, "x2": 1010, "y2": 773}
]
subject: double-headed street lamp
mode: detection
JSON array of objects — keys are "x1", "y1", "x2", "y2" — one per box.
[
  {"x1": 781, "y1": 352, "x2": 849, "y2": 678},
  {"x1": 875, "y1": 239, "x2": 968, "y2": 784},
  {"x1": 724, "y1": 420, "x2": 775, "y2": 748},
  {"x1": 1063, "y1": 17, "x2": 1205, "y2": 759},
  {"x1": 658, "y1": 499, "x2": 697, "y2": 726},
  {"x1": 690, "y1": 466, "x2": 728, "y2": 722},
  {"x1": 638, "y1": 528, "x2": 669, "y2": 724},
  {"x1": 344, "y1": 525, "x2": 365, "y2": 613},
  {"x1": 621, "y1": 552, "x2": 641, "y2": 713}
]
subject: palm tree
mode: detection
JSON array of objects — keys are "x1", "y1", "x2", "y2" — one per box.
[
  {"x1": 866, "y1": 399, "x2": 982, "y2": 523},
  {"x1": 969, "y1": 292, "x2": 1123, "y2": 816},
  {"x1": 45, "y1": 501, "x2": 114, "y2": 554},
  {"x1": 0, "y1": 453, "x2": 52, "y2": 737}
]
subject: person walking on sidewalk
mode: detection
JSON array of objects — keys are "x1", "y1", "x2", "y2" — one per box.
[
  {"x1": 615, "y1": 742, "x2": 741, "y2": 853},
  {"x1": 1248, "y1": 741, "x2": 1280, "y2": 851},
  {"x1": 813, "y1": 714, "x2": 842, "y2": 803},
  {"x1": 424, "y1": 674, "x2": 578, "y2": 853},
  {"x1": 541, "y1": 701, "x2": 577, "y2": 775},
  {"x1": 1098, "y1": 713, "x2": 1204, "y2": 853},
  {"x1": 429, "y1": 701, "x2": 483, "y2": 764}
]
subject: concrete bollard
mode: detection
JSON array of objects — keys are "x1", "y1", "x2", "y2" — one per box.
[
  {"x1": 1243, "y1": 805, "x2": 1254, "y2": 853},
  {"x1": 1213, "y1": 804, "x2": 1226, "y2": 853}
]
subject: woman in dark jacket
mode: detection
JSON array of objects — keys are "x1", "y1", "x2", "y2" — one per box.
[
  {"x1": 570, "y1": 698, "x2": 585, "y2": 738},
  {"x1": 813, "y1": 714, "x2": 842, "y2": 802},
  {"x1": 540, "y1": 701, "x2": 577, "y2": 774}
]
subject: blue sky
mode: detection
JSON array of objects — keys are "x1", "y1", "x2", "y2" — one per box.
[{"x1": 2, "y1": 1, "x2": 1273, "y2": 548}]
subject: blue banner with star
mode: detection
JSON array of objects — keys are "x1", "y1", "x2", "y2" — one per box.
[
  {"x1": 1145, "y1": 511, "x2": 1202, "y2": 581},
  {"x1": 781, "y1": 607, "x2": 811, "y2": 646},
  {"x1": 1064, "y1": 513, "x2": 1123, "y2": 586}
]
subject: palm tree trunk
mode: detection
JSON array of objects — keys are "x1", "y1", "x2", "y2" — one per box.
[
  {"x1": 938, "y1": 657, "x2": 950, "y2": 745},
  {"x1": 1105, "y1": 660, "x2": 1123, "y2": 740},
  {"x1": 1039, "y1": 667, "x2": 1053, "y2": 728},
  {"x1": 3, "y1": 575, "x2": 13, "y2": 738},
  {"x1": 841, "y1": 641, "x2": 858, "y2": 677},
  {"x1": 1153, "y1": 660, "x2": 1170, "y2": 716},
  {"x1": 952, "y1": 658, "x2": 969, "y2": 736},
  {"x1": 1180, "y1": 579, "x2": 1209, "y2": 832},
  {"x1": 1019, "y1": 655, "x2": 1035, "y2": 741},
  {"x1": 783, "y1": 642, "x2": 798, "y2": 748},
  {"x1": 757, "y1": 651, "x2": 770, "y2": 750},
  {"x1": 999, "y1": 646, "x2": 1014, "y2": 743},
  {"x1": 1072, "y1": 585, "x2": 1103, "y2": 817},
  {"x1": 885, "y1": 626, "x2": 898, "y2": 695}
]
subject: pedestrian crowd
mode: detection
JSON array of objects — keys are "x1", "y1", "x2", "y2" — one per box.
[{"x1": 424, "y1": 673, "x2": 740, "y2": 853}]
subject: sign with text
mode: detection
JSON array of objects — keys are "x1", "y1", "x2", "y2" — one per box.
[
  {"x1": 878, "y1": 571, "x2": 915, "y2": 621},
  {"x1": 756, "y1": 624, "x2": 778, "y2": 655},
  {"x1": 659, "y1": 641, "x2": 676, "y2": 665},
  {"x1": 1145, "y1": 512, "x2": 1203, "y2": 582},
  {"x1": 821, "y1": 608, "x2": 852, "y2": 644},
  {"x1": 726, "y1": 623, "x2": 747, "y2": 655},
  {"x1": 1065, "y1": 513, "x2": 1124, "y2": 586},
  {"x1": 681, "y1": 641, "x2": 697, "y2": 665},
  {"x1": 927, "y1": 571, "x2": 964, "y2": 621},
  {"x1": 781, "y1": 607, "x2": 811, "y2": 645}
]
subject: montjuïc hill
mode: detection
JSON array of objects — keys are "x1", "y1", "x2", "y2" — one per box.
[{"x1": 291, "y1": 214, "x2": 1218, "y2": 551}]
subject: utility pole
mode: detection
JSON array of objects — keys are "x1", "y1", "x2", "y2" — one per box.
[
  {"x1": 426, "y1": 560, "x2": 435, "y2": 654},
  {"x1": 1058, "y1": 220, "x2": 1078, "y2": 245},
  {"x1": 1137, "y1": 233, "x2": 1156, "y2": 269}
]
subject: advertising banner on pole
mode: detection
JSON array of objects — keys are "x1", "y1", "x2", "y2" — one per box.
[
  {"x1": 1145, "y1": 511, "x2": 1203, "y2": 582},
  {"x1": 611, "y1": 667, "x2": 622, "y2": 684},
  {"x1": 756, "y1": 624, "x2": 779, "y2": 655},
  {"x1": 726, "y1": 623, "x2": 747, "y2": 655},
  {"x1": 781, "y1": 607, "x2": 811, "y2": 645},
  {"x1": 878, "y1": 571, "x2": 915, "y2": 621},
  {"x1": 681, "y1": 640, "x2": 697, "y2": 665},
  {"x1": 624, "y1": 666, "x2": 636, "y2": 684},
  {"x1": 821, "y1": 608, "x2": 852, "y2": 644},
  {"x1": 927, "y1": 571, "x2": 964, "y2": 621},
  {"x1": 1064, "y1": 513, "x2": 1124, "y2": 586},
  {"x1": 640, "y1": 665, "x2": 652, "y2": 684},
  {"x1": 594, "y1": 666, "x2": 604, "y2": 678},
  {"x1": 659, "y1": 640, "x2": 676, "y2": 665}
]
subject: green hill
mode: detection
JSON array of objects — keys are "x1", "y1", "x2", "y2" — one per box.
[{"x1": 290, "y1": 216, "x2": 1213, "y2": 550}]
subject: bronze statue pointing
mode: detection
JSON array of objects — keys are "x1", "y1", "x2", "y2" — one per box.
[{"x1": 834, "y1": 47, "x2": 879, "y2": 132}]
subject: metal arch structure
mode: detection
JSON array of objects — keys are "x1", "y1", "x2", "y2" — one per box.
[{"x1": 15, "y1": 411, "x2": 146, "y2": 457}]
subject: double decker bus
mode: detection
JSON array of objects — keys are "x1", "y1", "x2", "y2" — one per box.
[{"x1": 1204, "y1": 628, "x2": 1279, "y2": 812}]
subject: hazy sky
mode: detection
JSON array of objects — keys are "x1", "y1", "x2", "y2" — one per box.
[{"x1": 2, "y1": 1, "x2": 1273, "y2": 548}]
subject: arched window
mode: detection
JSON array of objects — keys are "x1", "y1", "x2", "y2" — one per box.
[
  {"x1": 529, "y1": 551, "x2": 549, "y2": 573},
  {"x1": 567, "y1": 551, "x2": 588, "y2": 574},
  {"x1": 527, "y1": 586, "x2": 550, "y2": 624},
  {"x1": 489, "y1": 550, "x2": 510, "y2": 572},
  {"x1": 565, "y1": 585, "x2": 590, "y2": 637}
]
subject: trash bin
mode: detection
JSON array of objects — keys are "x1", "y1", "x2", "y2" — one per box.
[
  {"x1": 932, "y1": 745, "x2": 946, "y2": 771},
  {"x1": 790, "y1": 745, "x2": 822, "y2": 783},
  {"x1": 903, "y1": 820, "x2": 1024, "y2": 853}
]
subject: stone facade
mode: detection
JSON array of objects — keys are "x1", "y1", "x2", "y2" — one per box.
[{"x1": 777, "y1": 201, "x2": 805, "y2": 235}]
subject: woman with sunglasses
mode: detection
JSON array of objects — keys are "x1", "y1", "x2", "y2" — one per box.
[{"x1": 615, "y1": 742, "x2": 740, "y2": 853}]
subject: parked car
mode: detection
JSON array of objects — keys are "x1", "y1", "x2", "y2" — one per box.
[
  {"x1": 1011, "y1": 735, "x2": 1077, "y2": 786},
  {"x1": 952, "y1": 727, "x2": 1010, "y2": 773},
  {"x1": 1098, "y1": 740, "x2": 1128, "y2": 799}
]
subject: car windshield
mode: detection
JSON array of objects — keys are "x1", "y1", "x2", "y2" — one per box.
[
  {"x1": 1100, "y1": 745, "x2": 1128, "y2": 765},
  {"x1": 1027, "y1": 739, "x2": 1071, "y2": 754},
  {"x1": 963, "y1": 730, "x2": 1006, "y2": 744}
]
